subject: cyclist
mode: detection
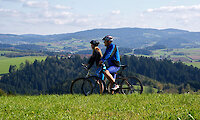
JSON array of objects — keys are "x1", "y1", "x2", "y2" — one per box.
[
  {"x1": 86, "y1": 40, "x2": 104, "y2": 79},
  {"x1": 99, "y1": 35, "x2": 121, "y2": 91}
]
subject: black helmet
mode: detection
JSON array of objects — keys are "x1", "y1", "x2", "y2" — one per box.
[
  {"x1": 90, "y1": 40, "x2": 100, "y2": 46},
  {"x1": 102, "y1": 35, "x2": 113, "y2": 41}
]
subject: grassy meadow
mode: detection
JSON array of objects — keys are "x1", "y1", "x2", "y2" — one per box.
[
  {"x1": 0, "y1": 94, "x2": 199, "y2": 119},
  {"x1": 153, "y1": 48, "x2": 200, "y2": 68},
  {"x1": 0, "y1": 56, "x2": 46, "y2": 74},
  {"x1": 135, "y1": 48, "x2": 200, "y2": 68}
]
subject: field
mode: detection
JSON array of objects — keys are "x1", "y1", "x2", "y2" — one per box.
[
  {"x1": 135, "y1": 48, "x2": 200, "y2": 68},
  {"x1": 0, "y1": 51, "x2": 19, "y2": 54},
  {"x1": 0, "y1": 94, "x2": 199, "y2": 119},
  {"x1": 0, "y1": 56, "x2": 46, "y2": 74},
  {"x1": 153, "y1": 48, "x2": 200, "y2": 59},
  {"x1": 37, "y1": 39, "x2": 90, "y2": 52}
]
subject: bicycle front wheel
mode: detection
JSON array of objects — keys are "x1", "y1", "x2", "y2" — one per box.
[
  {"x1": 70, "y1": 78, "x2": 93, "y2": 96},
  {"x1": 120, "y1": 76, "x2": 143, "y2": 94}
]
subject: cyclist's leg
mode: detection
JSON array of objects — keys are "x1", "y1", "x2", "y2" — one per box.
[
  {"x1": 96, "y1": 67, "x2": 105, "y2": 80},
  {"x1": 96, "y1": 67, "x2": 104, "y2": 94},
  {"x1": 104, "y1": 70, "x2": 115, "y2": 83},
  {"x1": 107, "y1": 66, "x2": 120, "y2": 81},
  {"x1": 106, "y1": 66, "x2": 120, "y2": 92}
]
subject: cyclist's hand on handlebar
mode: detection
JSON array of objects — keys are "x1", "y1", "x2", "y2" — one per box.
[
  {"x1": 82, "y1": 63, "x2": 89, "y2": 70},
  {"x1": 99, "y1": 60, "x2": 103, "y2": 65},
  {"x1": 82, "y1": 63, "x2": 87, "y2": 66}
]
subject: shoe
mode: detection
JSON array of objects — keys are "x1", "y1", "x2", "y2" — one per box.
[{"x1": 112, "y1": 84, "x2": 119, "y2": 90}]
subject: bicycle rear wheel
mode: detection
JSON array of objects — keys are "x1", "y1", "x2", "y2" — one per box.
[
  {"x1": 70, "y1": 78, "x2": 93, "y2": 96},
  {"x1": 120, "y1": 76, "x2": 143, "y2": 94},
  {"x1": 86, "y1": 76, "x2": 104, "y2": 94}
]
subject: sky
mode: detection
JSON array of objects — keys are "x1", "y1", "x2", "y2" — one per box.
[{"x1": 0, "y1": 0, "x2": 200, "y2": 35}]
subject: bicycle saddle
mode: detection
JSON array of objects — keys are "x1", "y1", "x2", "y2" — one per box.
[{"x1": 120, "y1": 65, "x2": 128, "y2": 70}]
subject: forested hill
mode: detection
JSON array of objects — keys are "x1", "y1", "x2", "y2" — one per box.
[{"x1": 0, "y1": 55, "x2": 200, "y2": 95}]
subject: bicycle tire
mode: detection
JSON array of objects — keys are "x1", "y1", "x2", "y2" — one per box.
[
  {"x1": 120, "y1": 76, "x2": 143, "y2": 94},
  {"x1": 85, "y1": 76, "x2": 104, "y2": 94},
  {"x1": 70, "y1": 78, "x2": 93, "y2": 96}
]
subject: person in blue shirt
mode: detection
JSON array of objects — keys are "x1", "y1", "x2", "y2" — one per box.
[{"x1": 99, "y1": 35, "x2": 121, "y2": 91}]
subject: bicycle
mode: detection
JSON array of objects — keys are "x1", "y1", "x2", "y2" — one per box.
[
  {"x1": 70, "y1": 63, "x2": 103, "y2": 96},
  {"x1": 70, "y1": 63, "x2": 143, "y2": 95},
  {"x1": 88, "y1": 64, "x2": 143, "y2": 95}
]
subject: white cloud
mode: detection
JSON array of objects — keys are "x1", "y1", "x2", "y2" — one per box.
[
  {"x1": 0, "y1": 0, "x2": 130, "y2": 34},
  {"x1": 0, "y1": 8, "x2": 12, "y2": 12},
  {"x1": 1, "y1": 0, "x2": 25, "y2": 2},
  {"x1": 41, "y1": 10, "x2": 73, "y2": 18},
  {"x1": 23, "y1": 1, "x2": 49, "y2": 9},
  {"x1": 19, "y1": 1, "x2": 74, "y2": 24},
  {"x1": 111, "y1": 10, "x2": 121, "y2": 15},
  {"x1": 1, "y1": 1, "x2": 200, "y2": 34},
  {"x1": 0, "y1": 8, "x2": 21, "y2": 17},
  {"x1": 54, "y1": 5, "x2": 71, "y2": 10},
  {"x1": 139, "y1": 4, "x2": 200, "y2": 32},
  {"x1": 147, "y1": 4, "x2": 200, "y2": 13},
  {"x1": 145, "y1": 4, "x2": 200, "y2": 21}
]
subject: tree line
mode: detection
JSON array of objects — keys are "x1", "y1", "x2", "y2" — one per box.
[
  {"x1": 134, "y1": 45, "x2": 167, "y2": 55},
  {"x1": 0, "y1": 43, "x2": 46, "y2": 51},
  {"x1": 0, "y1": 55, "x2": 199, "y2": 95}
]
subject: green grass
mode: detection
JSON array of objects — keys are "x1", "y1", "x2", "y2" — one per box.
[
  {"x1": 37, "y1": 39, "x2": 91, "y2": 51},
  {"x1": 0, "y1": 51, "x2": 19, "y2": 54},
  {"x1": 0, "y1": 94, "x2": 199, "y2": 119},
  {"x1": 136, "y1": 48, "x2": 200, "y2": 68},
  {"x1": 152, "y1": 48, "x2": 200, "y2": 57},
  {"x1": 0, "y1": 56, "x2": 46, "y2": 74}
]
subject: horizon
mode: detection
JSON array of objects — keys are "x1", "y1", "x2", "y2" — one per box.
[
  {"x1": 0, "y1": 27, "x2": 194, "y2": 35},
  {"x1": 1, "y1": 0, "x2": 200, "y2": 35}
]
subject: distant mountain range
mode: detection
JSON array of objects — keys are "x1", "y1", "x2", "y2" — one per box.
[{"x1": 0, "y1": 28, "x2": 200, "y2": 51}]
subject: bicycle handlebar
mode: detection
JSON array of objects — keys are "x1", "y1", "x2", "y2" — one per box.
[
  {"x1": 81, "y1": 63, "x2": 89, "y2": 71},
  {"x1": 81, "y1": 63, "x2": 91, "y2": 77}
]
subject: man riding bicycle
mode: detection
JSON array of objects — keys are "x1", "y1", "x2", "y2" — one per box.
[{"x1": 99, "y1": 35, "x2": 121, "y2": 91}]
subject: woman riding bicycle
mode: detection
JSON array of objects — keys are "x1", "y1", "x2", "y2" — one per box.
[{"x1": 85, "y1": 40, "x2": 104, "y2": 79}]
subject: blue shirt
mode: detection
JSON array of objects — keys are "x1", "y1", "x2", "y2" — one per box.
[{"x1": 101, "y1": 43, "x2": 120, "y2": 66}]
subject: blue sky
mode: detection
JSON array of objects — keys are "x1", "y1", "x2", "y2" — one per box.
[{"x1": 1, "y1": 0, "x2": 200, "y2": 34}]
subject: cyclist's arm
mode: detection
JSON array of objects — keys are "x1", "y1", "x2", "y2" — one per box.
[
  {"x1": 95, "y1": 47, "x2": 103, "y2": 58},
  {"x1": 87, "y1": 55, "x2": 95, "y2": 69}
]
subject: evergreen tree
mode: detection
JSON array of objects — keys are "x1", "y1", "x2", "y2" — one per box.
[{"x1": 0, "y1": 54, "x2": 200, "y2": 94}]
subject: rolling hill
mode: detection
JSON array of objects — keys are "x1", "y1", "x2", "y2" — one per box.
[{"x1": 1, "y1": 28, "x2": 200, "y2": 51}]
